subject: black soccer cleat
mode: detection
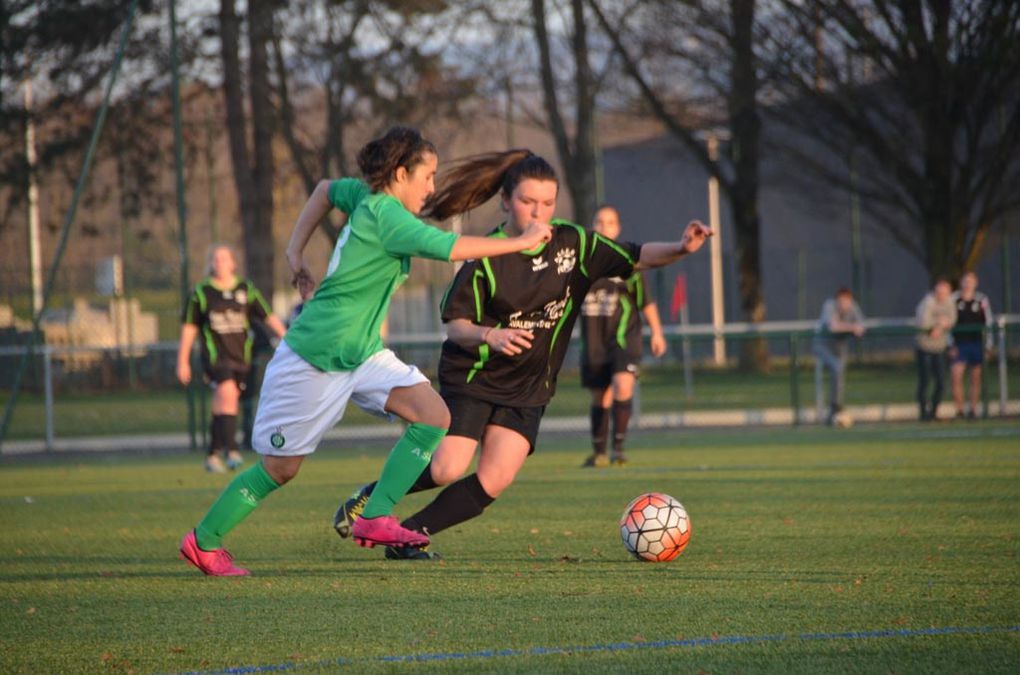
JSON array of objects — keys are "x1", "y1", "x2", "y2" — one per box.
[
  {"x1": 610, "y1": 452, "x2": 628, "y2": 467},
  {"x1": 333, "y1": 483, "x2": 374, "y2": 539},
  {"x1": 384, "y1": 544, "x2": 442, "y2": 561},
  {"x1": 581, "y1": 453, "x2": 609, "y2": 468}
]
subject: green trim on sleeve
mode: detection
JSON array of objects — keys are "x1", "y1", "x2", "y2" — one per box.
[
  {"x1": 196, "y1": 281, "x2": 209, "y2": 313},
  {"x1": 471, "y1": 268, "x2": 486, "y2": 323},
  {"x1": 549, "y1": 296, "x2": 575, "y2": 358},
  {"x1": 203, "y1": 326, "x2": 218, "y2": 365},
  {"x1": 466, "y1": 322, "x2": 500, "y2": 384},
  {"x1": 629, "y1": 273, "x2": 647, "y2": 308},
  {"x1": 617, "y1": 295, "x2": 633, "y2": 349},
  {"x1": 480, "y1": 258, "x2": 497, "y2": 298},
  {"x1": 594, "y1": 233, "x2": 635, "y2": 264}
]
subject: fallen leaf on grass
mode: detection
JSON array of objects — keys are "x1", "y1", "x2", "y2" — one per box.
[{"x1": 527, "y1": 545, "x2": 537, "y2": 557}]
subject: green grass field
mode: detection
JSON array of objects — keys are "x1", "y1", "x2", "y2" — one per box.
[{"x1": 1, "y1": 423, "x2": 1018, "y2": 672}]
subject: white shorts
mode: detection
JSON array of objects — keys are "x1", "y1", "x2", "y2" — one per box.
[{"x1": 251, "y1": 342, "x2": 429, "y2": 457}]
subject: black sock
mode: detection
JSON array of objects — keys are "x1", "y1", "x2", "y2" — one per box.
[
  {"x1": 409, "y1": 463, "x2": 438, "y2": 494},
  {"x1": 590, "y1": 405, "x2": 610, "y2": 455},
  {"x1": 402, "y1": 473, "x2": 495, "y2": 536},
  {"x1": 209, "y1": 415, "x2": 226, "y2": 456},
  {"x1": 612, "y1": 399, "x2": 633, "y2": 453},
  {"x1": 221, "y1": 415, "x2": 237, "y2": 451}
]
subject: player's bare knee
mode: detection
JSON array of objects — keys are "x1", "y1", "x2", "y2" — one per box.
[
  {"x1": 429, "y1": 458, "x2": 464, "y2": 486},
  {"x1": 477, "y1": 469, "x2": 512, "y2": 498},
  {"x1": 262, "y1": 457, "x2": 301, "y2": 485}
]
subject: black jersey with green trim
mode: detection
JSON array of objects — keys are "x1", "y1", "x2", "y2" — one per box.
[
  {"x1": 438, "y1": 220, "x2": 642, "y2": 407},
  {"x1": 182, "y1": 277, "x2": 271, "y2": 368},
  {"x1": 580, "y1": 272, "x2": 651, "y2": 362}
]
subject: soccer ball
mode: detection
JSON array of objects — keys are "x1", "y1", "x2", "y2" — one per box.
[{"x1": 619, "y1": 492, "x2": 691, "y2": 562}]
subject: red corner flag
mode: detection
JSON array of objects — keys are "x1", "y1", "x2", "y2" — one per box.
[{"x1": 671, "y1": 272, "x2": 688, "y2": 321}]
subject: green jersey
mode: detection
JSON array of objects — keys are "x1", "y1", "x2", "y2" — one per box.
[{"x1": 284, "y1": 178, "x2": 459, "y2": 371}]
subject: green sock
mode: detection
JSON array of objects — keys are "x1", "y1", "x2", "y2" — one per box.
[
  {"x1": 360, "y1": 422, "x2": 447, "y2": 519},
  {"x1": 194, "y1": 461, "x2": 279, "y2": 550}
]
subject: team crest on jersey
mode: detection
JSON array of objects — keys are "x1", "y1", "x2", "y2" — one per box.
[
  {"x1": 555, "y1": 248, "x2": 576, "y2": 274},
  {"x1": 270, "y1": 426, "x2": 285, "y2": 449},
  {"x1": 531, "y1": 256, "x2": 549, "y2": 272}
]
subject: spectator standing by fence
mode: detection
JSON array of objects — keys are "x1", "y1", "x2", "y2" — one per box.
[
  {"x1": 950, "y1": 272, "x2": 993, "y2": 420},
  {"x1": 813, "y1": 287, "x2": 865, "y2": 426},
  {"x1": 914, "y1": 278, "x2": 957, "y2": 421}
]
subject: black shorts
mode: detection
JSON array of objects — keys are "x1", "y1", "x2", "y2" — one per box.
[
  {"x1": 202, "y1": 360, "x2": 249, "y2": 390},
  {"x1": 952, "y1": 341, "x2": 984, "y2": 366},
  {"x1": 442, "y1": 393, "x2": 546, "y2": 454},
  {"x1": 580, "y1": 346, "x2": 640, "y2": 389}
]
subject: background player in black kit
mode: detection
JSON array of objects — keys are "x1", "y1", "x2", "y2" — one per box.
[
  {"x1": 333, "y1": 150, "x2": 710, "y2": 559},
  {"x1": 579, "y1": 204, "x2": 666, "y2": 468},
  {"x1": 177, "y1": 245, "x2": 286, "y2": 473}
]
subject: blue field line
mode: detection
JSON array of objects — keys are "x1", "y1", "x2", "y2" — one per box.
[{"x1": 180, "y1": 624, "x2": 1020, "y2": 674}]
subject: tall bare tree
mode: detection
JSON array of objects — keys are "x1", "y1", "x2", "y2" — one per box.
[
  {"x1": 774, "y1": 0, "x2": 1020, "y2": 281},
  {"x1": 219, "y1": 0, "x2": 276, "y2": 292},
  {"x1": 532, "y1": 0, "x2": 599, "y2": 228},
  {"x1": 271, "y1": 1, "x2": 477, "y2": 244}
]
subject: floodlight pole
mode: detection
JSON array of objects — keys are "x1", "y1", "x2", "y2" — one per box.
[
  {"x1": 707, "y1": 134, "x2": 726, "y2": 366},
  {"x1": 169, "y1": 0, "x2": 196, "y2": 451},
  {"x1": 24, "y1": 79, "x2": 43, "y2": 316}
]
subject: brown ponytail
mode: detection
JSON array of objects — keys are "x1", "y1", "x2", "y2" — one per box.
[
  {"x1": 356, "y1": 126, "x2": 437, "y2": 192},
  {"x1": 422, "y1": 149, "x2": 558, "y2": 221}
]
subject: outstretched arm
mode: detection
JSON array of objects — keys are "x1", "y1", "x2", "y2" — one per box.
[
  {"x1": 286, "y1": 180, "x2": 350, "y2": 299},
  {"x1": 448, "y1": 222, "x2": 552, "y2": 262},
  {"x1": 634, "y1": 220, "x2": 712, "y2": 270}
]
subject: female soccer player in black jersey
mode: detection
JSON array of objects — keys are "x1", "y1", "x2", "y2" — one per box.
[{"x1": 334, "y1": 150, "x2": 710, "y2": 559}]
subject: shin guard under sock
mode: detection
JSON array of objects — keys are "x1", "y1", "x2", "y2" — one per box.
[
  {"x1": 360, "y1": 423, "x2": 447, "y2": 519},
  {"x1": 194, "y1": 461, "x2": 280, "y2": 550}
]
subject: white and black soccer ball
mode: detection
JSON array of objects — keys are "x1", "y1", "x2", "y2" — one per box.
[{"x1": 619, "y1": 492, "x2": 691, "y2": 562}]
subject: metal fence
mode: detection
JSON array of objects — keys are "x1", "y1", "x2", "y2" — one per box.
[{"x1": 1, "y1": 315, "x2": 1017, "y2": 453}]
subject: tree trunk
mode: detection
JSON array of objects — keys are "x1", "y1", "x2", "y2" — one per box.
[
  {"x1": 569, "y1": 0, "x2": 598, "y2": 227},
  {"x1": 218, "y1": 0, "x2": 257, "y2": 252},
  {"x1": 729, "y1": 0, "x2": 767, "y2": 371},
  {"x1": 532, "y1": 0, "x2": 599, "y2": 226},
  {"x1": 245, "y1": 0, "x2": 276, "y2": 295}
]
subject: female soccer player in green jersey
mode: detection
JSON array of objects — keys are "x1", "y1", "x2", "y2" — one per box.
[
  {"x1": 179, "y1": 127, "x2": 551, "y2": 576},
  {"x1": 333, "y1": 149, "x2": 711, "y2": 560}
]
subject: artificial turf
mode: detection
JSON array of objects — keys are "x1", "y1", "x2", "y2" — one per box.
[{"x1": 0, "y1": 422, "x2": 1017, "y2": 672}]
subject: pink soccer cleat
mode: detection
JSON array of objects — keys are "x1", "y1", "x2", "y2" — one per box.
[
  {"x1": 179, "y1": 530, "x2": 250, "y2": 576},
  {"x1": 351, "y1": 516, "x2": 429, "y2": 549}
]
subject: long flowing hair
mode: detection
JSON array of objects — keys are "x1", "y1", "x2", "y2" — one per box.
[{"x1": 422, "y1": 150, "x2": 558, "y2": 221}]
